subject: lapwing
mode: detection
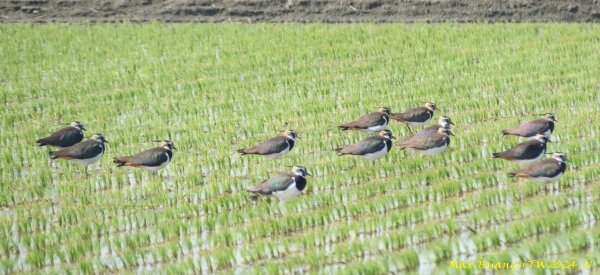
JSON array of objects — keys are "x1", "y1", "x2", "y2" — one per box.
[
  {"x1": 338, "y1": 107, "x2": 391, "y2": 134},
  {"x1": 390, "y1": 102, "x2": 437, "y2": 134},
  {"x1": 247, "y1": 165, "x2": 311, "y2": 201},
  {"x1": 237, "y1": 130, "x2": 297, "y2": 158},
  {"x1": 396, "y1": 127, "x2": 452, "y2": 155},
  {"x1": 493, "y1": 134, "x2": 548, "y2": 164},
  {"x1": 113, "y1": 140, "x2": 175, "y2": 172},
  {"x1": 49, "y1": 133, "x2": 107, "y2": 176},
  {"x1": 36, "y1": 121, "x2": 86, "y2": 148},
  {"x1": 502, "y1": 113, "x2": 556, "y2": 138},
  {"x1": 410, "y1": 116, "x2": 454, "y2": 140},
  {"x1": 508, "y1": 152, "x2": 567, "y2": 183},
  {"x1": 334, "y1": 129, "x2": 395, "y2": 160}
]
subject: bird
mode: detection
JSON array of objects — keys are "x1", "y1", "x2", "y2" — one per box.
[
  {"x1": 338, "y1": 106, "x2": 391, "y2": 134},
  {"x1": 410, "y1": 116, "x2": 454, "y2": 140},
  {"x1": 247, "y1": 165, "x2": 311, "y2": 201},
  {"x1": 501, "y1": 113, "x2": 556, "y2": 138},
  {"x1": 493, "y1": 134, "x2": 548, "y2": 164},
  {"x1": 334, "y1": 129, "x2": 395, "y2": 160},
  {"x1": 237, "y1": 130, "x2": 298, "y2": 158},
  {"x1": 508, "y1": 152, "x2": 567, "y2": 183},
  {"x1": 396, "y1": 127, "x2": 453, "y2": 155},
  {"x1": 390, "y1": 102, "x2": 437, "y2": 134},
  {"x1": 113, "y1": 140, "x2": 176, "y2": 172},
  {"x1": 36, "y1": 121, "x2": 86, "y2": 148},
  {"x1": 49, "y1": 133, "x2": 107, "y2": 176}
]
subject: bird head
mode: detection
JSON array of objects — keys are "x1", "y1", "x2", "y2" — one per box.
[
  {"x1": 158, "y1": 140, "x2": 176, "y2": 151},
  {"x1": 92, "y1": 133, "x2": 107, "y2": 143},
  {"x1": 543, "y1": 113, "x2": 557, "y2": 122},
  {"x1": 284, "y1": 129, "x2": 298, "y2": 140},
  {"x1": 425, "y1": 102, "x2": 437, "y2": 111},
  {"x1": 291, "y1": 165, "x2": 311, "y2": 177},
  {"x1": 378, "y1": 106, "x2": 391, "y2": 115},
  {"x1": 438, "y1": 127, "x2": 454, "y2": 136},
  {"x1": 71, "y1": 121, "x2": 86, "y2": 131},
  {"x1": 551, "y1": 152, "x2": 567, "y2": 163},
  {"x1": 438, "y1": 116, "x2": 454, "y2": 128},
  {"x1": 378, "y1": 129, "x2": 396, "y2": 139}
]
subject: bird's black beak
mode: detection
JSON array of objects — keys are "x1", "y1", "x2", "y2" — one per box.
[
  {"x1": 306, "y1": 172, "x2": 313, "y2": 176},
  {"x1": 82, "y1": 127, "x2": 87, "y2": 131},
  {"x1": 172, "y1": 146, "x2": 177, "y2": 150},
  {"x1": 449, "y1": 132, "x2": 455, "y2": 136},
  {"x1": 104, "y1": 140, "x2": 109, "y2": 143},
  {"x1": 554, "y1": 119, "x2": 558, "y2": 122},
  {"x1": 391, "y1": 135, "x2": 397, "y2": 139},
  {"x1": 449, "y1": 121, "x2": 455, "y2": 125},
  {"x1": 297, "y1": 135, "x2": 302, "y2": 139}
]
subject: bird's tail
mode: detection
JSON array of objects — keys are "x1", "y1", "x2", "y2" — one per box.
[
  {"x1": 501, "y1": 129, "x2": 512, "y2": 135},
  {"x1": 113, "y1": 157, "x2": 127, "y2": 167},
  {"x1": 236, "y1": 149, "x2": 247, "y2": 155},
  {"x1": 36, "y1": 139, "x2": 47, "y2": 147},
  {"x1": 507, "y1": 172, "x2": 516, "y2": 178},
  {"x1": 334, "y1": 148, "x2": 343, "y2": 154},
  {"x1": 338, "y1": 125, "x2": 350, "y2": 131}
]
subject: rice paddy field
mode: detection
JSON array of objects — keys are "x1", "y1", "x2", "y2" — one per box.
[{"x1": 1, "y1": 23, "x2": 600, "y2": 274}]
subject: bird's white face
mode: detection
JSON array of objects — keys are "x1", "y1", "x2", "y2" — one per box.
[
  {"x1": 284, "y1": 130, "x2": 297, "y2": 140},
  {"x1": 438, "y1": 116, "x2": 451, "y2": 128},
  {"x1": 552, "y1": 153, "x2": 567, "y2": 163},
  {"x1": 291, "y1": 166, "x2": 309, "y2": 177},
  {"x1": 532, "y1": 134, "x2": 547, "y2": 143},
  {"x1": 160, "y1": 140, "x2": 176, "y2": 151},
  {"x1": 378, "y1": 130, "x2": 395, "y2": 139},
  {"x1": 378, "y1": 107, "x2": 391, "y2": 114},
  {"x1": 71, "y1": 121, "x2": 85, "y2": 131},
  {"x1": 545, "y1": 114, "x2": 556, "y2": 122},
  {"x1": 437, "y1": 127, "x2": 453, "y2": 136},
  {"x1": 92, "y1": 134, "x2": 106, "y2": 143},
  {"x1": 425, "y1": 103, "x2": 437, "y2": 111}
]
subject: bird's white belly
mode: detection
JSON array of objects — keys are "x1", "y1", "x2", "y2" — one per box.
[
  {"x1": 515, "y1": 149, "x2": 545, "y2": 164},
  {"x1": 417, "y1": 143, "x2": 448, "y2": 155},
  {"x1": 73, "y1": 152, "x2": 103, "y2": 166},
  {"x1": 273, "y1": 183, "x2": 301, "y2": 201},
  {"x1": 533, "y1": 172, "x2": 563, "y2": 183},
  {"x1": 363, "y1": 147, "x2": 388, "y2": 160},
  {"x1": 266, "y1": 146, "x2": 290, "y2": 159}
]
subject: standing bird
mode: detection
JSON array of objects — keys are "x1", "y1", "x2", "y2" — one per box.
[
  {"x1": 390, "y1": 102, "x2": 437, "y2": 134},
  {"x1": 338, "y1": 107, "x2": 391, "y2": 134},
  {"x1": 493, "y1": 134, "x2": 548, "y2": 164},
  {"x1": 113, "y1": 140, "x2": 176, "y2": 172},
  {"x1": 410, "y1": 116, "x2": 454, "y2": 139},
  {"x1": 508, "y1": 152, "x2": 567, "y2": 183},
  {"x1": 247, "y1": 165, "x2": 311, "y2": 202},
  {"x1": 502, "y1": 113, "x2": 556, "y2": 138},
  {"x1": 396, "y1": 127, "x2": 453, "y2": 155},
  {"x1": 237, "y1": 130, "x2": 298, "y2": 158},
  {"x1": 334, "y1": 129, "x2": 395, "y2": 160},
  {"x1": 36, "y1": 121, "x2": 86, "y2": 148},
  {"x1": 49, "y1": 133, "x2": 107, "y2": 176}
]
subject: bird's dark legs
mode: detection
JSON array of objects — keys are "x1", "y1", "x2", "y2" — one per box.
[
  {"x1": 84, "y1": 165, "x2": 89, "y2": 178},
  {"x1": 406, "y1": 125, "x2": 413, "y2": 135}
]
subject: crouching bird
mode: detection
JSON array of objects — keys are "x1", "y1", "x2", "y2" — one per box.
[
  {"x1": 113, "y1": 140, "x2": 175, "y2": 173},
  {"x1": 509, "y1": 152, "x2": 567, "y2": 183},
  {"x1": 247, "y1": 165, "x2": 311, "y2": 202},
  {"x1": 335, "y1": 129, "x2": 395, "y2": 161},
  {"x1": 338, "y1": 107, "x2": 391, "y2": 134},
  {"x1": 36, "y1": 121, "x2": 86, "y2": 148},
  {"x1": 237, "y1": 130, "x2": 297, "y2": 158},
  {"x1": 493, "y1": 134, "x2": 548, "y2": 164},
  {"x1": 49, "y1": 133, "x2": 107, "y2": 176}
]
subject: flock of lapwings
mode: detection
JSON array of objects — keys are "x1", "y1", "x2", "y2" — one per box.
[{"x1": 36, "y1": 103, "x2": 565, "y2": 202}]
